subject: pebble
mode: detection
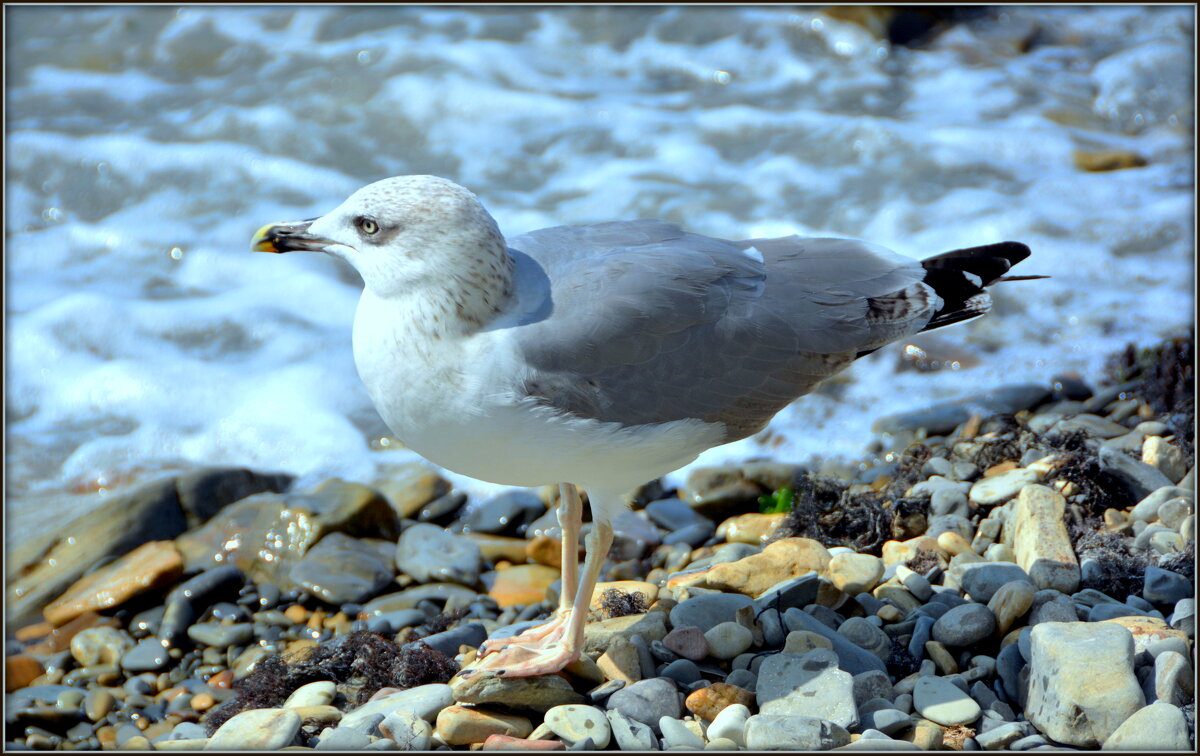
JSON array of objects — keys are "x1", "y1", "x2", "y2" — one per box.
[
  {"x1": 186, "y1": 621, "x2": 253, "y2": 648},
  {"x1": 756, "y1": 648, "x2": 858, "y2": 728},
  {"x1": 396, "y1": 523, "x2": 483, "y2": 586},
  {"x1": 743, "y1": 713, "x2": 851, "y2": 751},
  {"x1": 968, "y1": 468, "x2": 1040, "y2": 506},
  {"x1": 659, "y1": 716, "x2": 705, "y2": 749},
  {"x1": 703, "y1": 622, "x2": 753, "y2": 660},
  {"x1": 955, "y1": 562, "x2": 1033, "y2": 603},
  {"x1": 1025, "y1": 622, "x2": 1144, "y2": 747},
  {"x1": 913, "y1": 676, "x2": 981, "y2": 726},
  {"x1": 1153, "y1": 650, "x2": 1193, "y2": 706},
  {"x1": 662, "y1": 625, "x2": 708, "y2": 661},
  {"x1": 544, "y1": 704, "x2": 612, "y2": 749},
  {"x1": 436, "y1": 705, "x2": 533, "y2": 746},
  {"x1": 828, "y1": 553, "x2": 885, "y2": 595},
  {"x1": 1099, "y1": 446, "x2": 1175, "y2": 502},
  {"x1": 283, "y1": 680, "x2": 336, "y2": 709},
  {"x1": 987, "y1": 580, "x2": 1035, "y2": 635},
  {"x1": 669, "y1": 594, "x2": 753, "y2": 633},
  {"x1": 1143, "y1": 566, "x2": 1192, "y2": 605},
  {"x1": 462, "y1": 490, "x2": 545, "y2": 535},
  {"x1": 290, "y1": 532, "x2": 396, "y2": 605},
  {"x1": 69, "y1": 627, "x2": 133, "y2": 667},
  {"x1": 783, "y1": 629, "x2": 832, "y2": 656},
  {"x1": 486, "y1": 564, "x2": 560, "y2": 608},
  {"x1": 205, "y1": 707, "x2": 301, "y2": 750},
  {"x1": 605, "y1": 708, "x2": 659, "y2": 751},
  {"x1": 837, "y1": 617, "x2": 891, "y2": 661},
  {"x1": 605, "y1": 677, "x2": 681, "y2": 733},
  {"x1": 782, "y1": 607, "x2": 886, "y2": 676},
  {"x1": 932, "y1": 603, "x2": 997, "y2": 647},
  {"x1": 1100, "y1": 701, "x2": 1192, "y2": 750},
  {"x1": 315, "y1": 727, "x2": 373, "y2": 750}
]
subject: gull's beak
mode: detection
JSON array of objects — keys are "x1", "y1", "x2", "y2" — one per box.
[{"x1": 251, "y1": 219, "x2": 330, "y2": 254}]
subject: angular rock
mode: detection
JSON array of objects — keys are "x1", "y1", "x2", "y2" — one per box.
[
  {"x1": 969, "y1": 469, "x2": 1040, "y2": 507},
  {"x1": 1025, "y1": 622, "x2": 1144, "y2": 747},
  {"x1": 757, "y1": 648, "x2": 858, "y2": 729},
  {"x1": 584, "y1": 612, "x2": 667, "y2": 652},
  {"x1": 684, "y1": 682, "x2": 754, "y2": 722},
  {"x1": 605, "y1": 708, "x2": 659, "y2": 751}
]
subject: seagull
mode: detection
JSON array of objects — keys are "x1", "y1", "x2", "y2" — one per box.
[{"x1": 252, "y1": 175, "x2": 1037, "y2": 679}]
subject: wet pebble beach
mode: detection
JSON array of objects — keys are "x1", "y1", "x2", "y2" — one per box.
[{"x1": 5, "y1": 333, "x2": 1195, "y2": 751}]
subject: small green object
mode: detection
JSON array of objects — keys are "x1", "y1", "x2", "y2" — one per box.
[{"x1": 758, "y1": 486, "x2": 794, "y2": 514}]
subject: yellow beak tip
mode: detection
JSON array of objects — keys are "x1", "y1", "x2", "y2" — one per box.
[{"x1": 251, "y1": 223, "x2": 279, "y2": 253}]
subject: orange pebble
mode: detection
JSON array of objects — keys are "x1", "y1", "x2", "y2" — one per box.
[
  {"x1": 191, "y1": 693, "x2": 216, "y2": 712},
  {"x1": 284, "y1": 604, "x2": 309, "y2": 624},
  {"x1": 207, "y1": 669, "x2": 234, "y2": 689}
]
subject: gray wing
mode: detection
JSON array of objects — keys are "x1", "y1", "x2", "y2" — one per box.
[{"x1": 506, "y1": 220, "x2": 938, "y2": 441}]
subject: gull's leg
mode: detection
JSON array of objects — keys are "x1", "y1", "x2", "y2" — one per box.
[
  {"x1": 459, "y1": 490, "x2": 614, "y2": 680},
  {"x1": 477, "y1": 483, "x2": 582, "y2": 655}
]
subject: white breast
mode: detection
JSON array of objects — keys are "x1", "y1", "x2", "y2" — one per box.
[{"x1": 351, "y1": 289, "x2": 725, "y2": 496}]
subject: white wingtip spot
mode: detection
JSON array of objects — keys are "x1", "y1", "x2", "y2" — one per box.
[{"x1": 741, "y1": 245, "x2": 764, "y2": 264}]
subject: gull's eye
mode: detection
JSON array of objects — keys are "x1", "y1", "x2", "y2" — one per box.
[{"x1": 357, "y1": 217, "x2": 379, "y2": 235}]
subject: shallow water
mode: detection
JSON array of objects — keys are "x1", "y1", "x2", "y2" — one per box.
[{"x1": 5, "y1": 6, "x2": 1194, "y2": 539}]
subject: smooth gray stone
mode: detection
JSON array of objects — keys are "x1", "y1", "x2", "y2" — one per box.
[
  {"x1": 805, "y1": 603, "x2": 845, "y2": 630},
  {"x1": 744, "y1": 713, "x2": 851, "y2": 751},
  {"x1": 290, "y1": 532, "x2": 395, "y2": 605},
  {"x1": 121, "y1": 638, "x2": 170, "y2": 673},
  {"x1": 832, "y1": 740, "x2": 923, "y2": 750},
  {"x1": 411, "y1": 622, "x2": 486, "y2": 658},
  {"x1": 760, "y1": 608, "x2": 788, "y2": 648},
  {"x1": 186, "y1": 622, "x2": 254, "y2": 649},
  {"x1": 861, "y1": 709, "x2": 913, "y2": 736},
  {"x1": 838, "y1": 617, "x2": 890, "y2": 661},
  {"x1": 659, "y1": 716, "x2": 704, "y2": 749},
  {"x1": 996, "y1": 643, "x2": 1025, "y2": 704},
  {"x1": 660, "y1": 659, "x2": 701, "y2": 685},
  {"x1": 908, "y1": 615, "x2": 936, "y2": 660},
  {"x1": 974, "y1": 721, "x2": 1034, "y2": 750},
  {"x1": 459, "y1": 490, "x2": 544, "y2": 535},
  {"x1": 1144, "y1": 566, "x2": 1193, "y2": 605},
  {"x1": 1099, "y1": 446, "x2": 1175, "y2": 502},
  {"x1": 605, "y1": 678, "x2": 681, "y2": 734},
  {"x1": 669, "y1": 593, "x2": 754, "y2": 633},
  {"x1": 395, "y1": 523, "x2": 482, "y2": 585},
  {"x1": 756, "y1": 648, "x2": 858, "y2": 729},
  {"x1": 340, "y1": 684, "x2": 453, "y2": 730},
  {"x1": 852, "y1": 669, "x2": 895, "y2": 707},
  {"x1": 662, "y1": 521, "x2": 715, "y2": 547},
  {"x1": 782, "y1": 608, "x2": 886, "y2": 676},
  {"x1": 160, "y1": 565, "x2": 245, "y2": 646},
  {"x1": 753, "y1": 572, "x2": 821, "y2": 615},
  {"x1": 1101, "y1": 701, "x2": 1193, "y2": 750},
  {"x1": 1088, "y1": 603, "x2": 1147, "y2": 622},
  {"x1": 932, "y1": 604, "x2": 997, "y2": 647},
  {"x1": 646, "y1": 498, "x2": 713, "y2": 531},
  {"x1": 956, "y1": 563, "x2": 1033, "y2": 603},
  {"x1": 315, "y1": 727, "x2": 373, "y2": 750},
  {"x1": 1030, "y1": 590, "x2": 1078, "y2": 625}
]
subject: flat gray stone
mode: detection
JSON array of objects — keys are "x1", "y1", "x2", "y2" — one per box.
[
  {"x1": 341, "y1": 684, "x2": 453, "y2": 730},
  {"x1": 669, "y1": 593, "x2": 753, "y2": 633},
  {"x1": 395, "y1": 524, "x2": 482, "y2": 585},
  {"x1": 756, "y1": 648, "x2": 858, "y2": 729},
  {"x1": 932, "y1": 603, "x2": 997, "y2": 647},
  {"x1": 913, "y1": 676, "x2": 981, "y2": 726},
  {"x1": 744, "y1": 714, "x2": 851, "y2": 751},
  {"x1": 605, "y1": 677, "x2": 681, "y2": 734},
  {"x1": 954, "y1": 562, "x2": 1034, "y2": 603},
  {"x1": 782, "y1": 607, "x2": 886, "y2": 676}
]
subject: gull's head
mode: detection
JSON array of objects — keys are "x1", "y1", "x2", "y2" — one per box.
[{"x1": 252, "y1": 175, "x2": 511, "y2": 302}]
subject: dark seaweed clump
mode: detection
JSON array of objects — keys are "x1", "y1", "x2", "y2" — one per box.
[
  {"x1": 1106, "y1": 328, "x2": 1195, "y2": 465},
  {"x1": 204, "y1": 631, "x2": 458, "y2": 738},
  {"x1": 774, "y1": 472, "x2": 893, "y2": 554},
  {"x1": 1070, "y1": 522, "x2": 1149, "y2": 598},
  {"x1": 600, "y1": 587, "x2": 649, "y2": 619}
]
